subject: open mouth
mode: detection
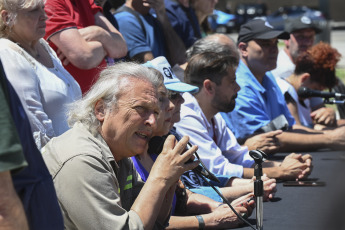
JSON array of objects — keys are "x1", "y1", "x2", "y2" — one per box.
[
  {"x1": 165, "y1": 117, "x2": 172, "y2": 123},
  {"x1": 136, "y1": 131, "x2": 150, "y2": 140}
]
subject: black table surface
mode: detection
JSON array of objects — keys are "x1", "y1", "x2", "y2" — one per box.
[{"x1": 238, "y1": 150, "x2": 345, "y2": 230}]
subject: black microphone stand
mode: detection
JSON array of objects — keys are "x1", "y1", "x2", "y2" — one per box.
[
  {"x1": 249, "y1": 150, "x2": 268, "y2": 230},
  {"x1": 323, "y1": 98, "x2": 345, "y2": 105}
]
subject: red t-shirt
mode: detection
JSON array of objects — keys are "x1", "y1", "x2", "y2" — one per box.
[{"x1": 44, "y1": 0, "x2": 107, "y2": 93}]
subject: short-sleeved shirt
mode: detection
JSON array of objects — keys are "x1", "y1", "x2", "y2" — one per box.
[
  {"x1": 164, "y1": 0, "x2": 201, "y2": 49},
  {"x1": 44, "y1": 0, "x2": 107, "y2": 93},
  {"x1": 42, "y1": 122, "x2": 148, "y2": 230},
  {"x1": 115, "y1": 10, "x2": 166, "y2": 59},
  {"x1": 221, "y1": 60, "x2": 296, "y2": 140}
]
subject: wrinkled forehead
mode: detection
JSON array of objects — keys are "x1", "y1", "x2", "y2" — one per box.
[{"x1": 116, "y1": 77, "x2": 158, "y2": 103}]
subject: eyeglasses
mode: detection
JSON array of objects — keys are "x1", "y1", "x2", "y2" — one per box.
[{"x1": 168, "y1": 90, "x2": 183, "y2": 100}]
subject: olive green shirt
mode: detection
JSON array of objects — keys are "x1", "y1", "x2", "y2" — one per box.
[
  {"x1": 0, "y1": 78, "x2": 27, "y2": 173},
  {"x1": 42, "y1": 122, "x2": 146, "y2": 230}
]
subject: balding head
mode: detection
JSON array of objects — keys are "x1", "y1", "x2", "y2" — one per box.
[{"x1": 186, "y1": 33, "x2": 238, "y2": 61}]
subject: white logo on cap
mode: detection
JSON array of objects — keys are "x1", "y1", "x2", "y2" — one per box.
[
  {"x1": 265, "y1": 21, "x2": 273, "y2": 28},
  {"x1": 300, "y1": 16, "x2": 312, "y2": 24},
  {"x1": 163, "y1": 67, "x2": 173, "y2": 79}
]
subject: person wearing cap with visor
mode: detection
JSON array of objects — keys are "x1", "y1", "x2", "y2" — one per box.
[
  {"x1": 132, "y1": 56, "x2": 256, "y2": 229},
  {"x1": 143, "y1": 57, "x2": 277, "y2": 200},
  {"x1": 222, "y1": 18, "x2": 345, "y2": 152},
  {"x1": 272, "y1": 16, "x2": 337, "y2": 127},
  {"x1": 272, "y1": 16, "x2": 322, "y2": 80}
]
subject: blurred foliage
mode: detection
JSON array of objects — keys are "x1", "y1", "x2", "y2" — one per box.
[{"x1": 336, "y1": 68, "x2": 345, "y2": 84}]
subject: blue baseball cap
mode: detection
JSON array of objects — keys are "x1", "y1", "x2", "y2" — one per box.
[{"x1": 143, "y1": 56, "x2": 199, "y2": 94}]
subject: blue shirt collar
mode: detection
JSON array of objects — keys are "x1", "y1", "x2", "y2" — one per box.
[{"x1": 237, "y1": 60, "x2": 266, "y2": 94}]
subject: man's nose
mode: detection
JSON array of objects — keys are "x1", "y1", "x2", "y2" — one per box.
[{"x1": 145, "y1": 113, "x2": 157, "y2": 128}]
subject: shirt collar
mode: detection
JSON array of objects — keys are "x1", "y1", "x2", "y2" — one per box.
[{"x1": 237, "y1": 60, "x2": 266, "y2": 94}]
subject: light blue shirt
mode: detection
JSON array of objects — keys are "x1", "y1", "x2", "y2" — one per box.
[
  {"x1": 221, "y1": 60, "x2": 295, "y2": 140},
  {"x1": 174, "y1": 93, "x2": 254, "y2": 178}
]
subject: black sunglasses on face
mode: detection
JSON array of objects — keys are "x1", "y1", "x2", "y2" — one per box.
[{"x1": 168, "y1": 90, "x2": 183, "y2": 100}]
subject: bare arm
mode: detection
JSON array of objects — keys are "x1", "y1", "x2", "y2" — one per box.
[
  {"x1": 275, "y1": 127, "x2": 345, "y2": 152},
  {"x1": 244, "y1": 130, "x2": 283, "y2": 155},
  {"x1": 131, "y1": 136, "x2": 199, "y2": 229},
  {"x1": 93, "y1": 12, "x2": 127, "y2": 58},
  {"x1": 0, "y1": 171, "x2": 28, "y2": 230},
  {"x1": 49, "y1": 12, "x2": 127, "y2": 69},
  {"x1": 221, "y1": 176, "x2": 277, "y2": 202},
  {"x1": 50, "y1": 27, "x2": 107, "y2": 69},
  {"x1": 243, "y1": 153, "x2": 312, "y2": 180},
  {"x1": 148, "y1": 0, "x2": 187, "y2": 65},
  {"x1": 168, "y1": 205, "x2": 250, "y2": 229},
  {"x1": 287, "y1": 101, "x2": 302, "y2": 125}
]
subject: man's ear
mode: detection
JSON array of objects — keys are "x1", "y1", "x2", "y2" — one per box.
[
  {"x1": 203, "y1": 79, "x2": 216, "y2": 96},
  {"x1": 300, "y1": 73, "x2": 311, "y2": 84},
  {"x1": 94, "y1": 99, "x2": 106, "y2": 122},
  {"x1": 238, "y1": 42, "x2": 248, "y2": 57}
]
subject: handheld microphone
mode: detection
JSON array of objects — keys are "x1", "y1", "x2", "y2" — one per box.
[
  {"x1": 297, "y1": 87, "x2": 345, "y2": 99},
  {"x1": 148, "y1": 136, "x2": 220, "y2": 183}
]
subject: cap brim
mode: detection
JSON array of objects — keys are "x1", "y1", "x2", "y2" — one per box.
[
  {"x1": 256, "y1": 30, "x2": 290, "y2": 40},
  {"x1": 287, "y1": 25, "x2": 322, "y2": 34},
  {"x1": 165, "y1": 82, "x2": 199, "y2": 94}
]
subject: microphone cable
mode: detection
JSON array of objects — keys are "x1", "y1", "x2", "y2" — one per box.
[
  {"x1": 197, "y1": 172, "x2": 256, "y2": 230},
  {"x1": 186, "y1": 142, "x2": 256, "y2": 230}
]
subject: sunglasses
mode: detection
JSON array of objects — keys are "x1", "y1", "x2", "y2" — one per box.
[{"x1": 168, "y1": 90, "x2": 183, "y2": 100}]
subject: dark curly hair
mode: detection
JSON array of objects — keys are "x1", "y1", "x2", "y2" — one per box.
[{"x1": 294, "y1": 42, "x2": 341, "y2": 89}]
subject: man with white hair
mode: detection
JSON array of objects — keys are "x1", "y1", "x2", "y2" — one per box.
[{"x1": 42, "y1": 62, "x2": 199, "y2": 230}]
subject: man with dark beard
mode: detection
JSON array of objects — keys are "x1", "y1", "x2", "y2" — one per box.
[{"x1": 174, "y1": 51, "x2": 312, "y2": 180}]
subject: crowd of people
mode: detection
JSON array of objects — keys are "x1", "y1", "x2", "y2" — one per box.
[{"x1": 0, "y1": 0, "x2": 344, "y2": 229}]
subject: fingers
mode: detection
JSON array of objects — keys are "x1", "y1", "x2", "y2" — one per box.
[
  {"x1": 263, "y1": 179, "x2": 277, "y2": 201},
  {"x1": 302, "y1": 154, "x2": 312, "y2": 162},
  {"x1": 298, "y1": 164, "x2": 313, "y2": 179},
  {"x1": 266, "y1": 129, "x2": 283, "y2": 137},
  {"x1": 286, "y1": 152, "x2": 302, "y2": 159}
]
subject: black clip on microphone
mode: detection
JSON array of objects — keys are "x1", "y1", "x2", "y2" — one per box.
[{"x1": 249, "y1": 149, "x2": 267, "y2": 230}]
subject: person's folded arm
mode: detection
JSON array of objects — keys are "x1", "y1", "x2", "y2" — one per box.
[
  {"x1": 93, "y1": 12, "x2": 127, "y2": 58},
  {"x1": 149, "y1": 0, "x2": 186, "y2": 65},
  {"x1": 49, "y1": 27, "x2": 107, "y2": 69}
]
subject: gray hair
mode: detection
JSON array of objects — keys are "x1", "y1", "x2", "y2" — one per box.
[
  {"x1": 186, "y1": 34, "x2": 238, "y2": 61},
  {"x1": 0, "y1": 0, "x2": 44, "y2": 37},
  {"x1": 68, "y1": 62, "x2": 163, "y2": 134}
]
